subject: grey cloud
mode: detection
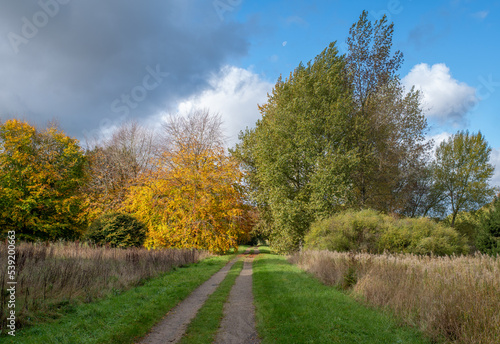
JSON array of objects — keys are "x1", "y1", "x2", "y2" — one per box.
[{"x1": 0, "y1": 0, "x2": 250, "y2": 140}]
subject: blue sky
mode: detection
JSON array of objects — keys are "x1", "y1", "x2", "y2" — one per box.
[
  {"x1": 231, "y1": 0, "x2": 500, "y2": 142},
  {"x1": 0, "y1": 0, "x2": 499, "y2": 184}
]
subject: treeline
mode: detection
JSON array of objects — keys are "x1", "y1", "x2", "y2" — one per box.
[
  {"x1": 0, "y1": 111, "x2": 253, "y2": 253},
  {"x1": 232, "y1": 11, "x2": 497, "y2": 253},
  {"x1": 1, "y1": 11, "x2": 497, "y2": 255}
]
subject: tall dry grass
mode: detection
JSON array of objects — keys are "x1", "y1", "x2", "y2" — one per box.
[
  {"x1": 0, "y1": 241, "x2": 209, "y2": 332},
  {"x1": 290, "y1": 250, "x2": 500, "y2": 344}
]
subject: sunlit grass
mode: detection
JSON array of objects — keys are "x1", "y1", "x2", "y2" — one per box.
[
  {"x1": 0, "y1": 253, "x2": 235, "y2": 343},
  {"x1": 179, "y1": 259, "x2": 244, "y2": 344},
  {"x1": 291, "y1": 250, "x2": 500, "y2": 344},
  {"x1": 253, "y1": 252, "x2": 430, "y2": 343}
]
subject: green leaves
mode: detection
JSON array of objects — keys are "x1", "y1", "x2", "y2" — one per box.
[
  {"x1": 345, "y1": 11, "x2": 429, "y2": 212},
  {"x1": 432, "y1": 130, "x2": 496, "y2": 226},
  {"x1": 476, "y1": 197, "x2": 500, "y2": 254},
  {"x1": 85, "y1": 212, "x2": 147, "y2": 248},
  {"x1": 0, "y1": 119, "x2": 87, "y2": 240},
  {"x1": 233, "y1": 42, "x2": 357, "y2": 253}
]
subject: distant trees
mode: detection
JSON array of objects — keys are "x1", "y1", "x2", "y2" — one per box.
[
  {"x1": 0, "y1": 119, "x2": 87, "y2": 240},
  {"x1": 432, "y1": 131, "x2": 495, "y2": 227},
  {"x1": 0, "y1": 113, "x2": 251, "y2": 252}
]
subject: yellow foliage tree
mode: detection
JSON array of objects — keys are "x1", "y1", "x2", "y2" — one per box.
[
  {"x1": 0, "y1": 119, "x2": 87, "y2": 240},
  {"x1": 122, "y1": 110, "x2": 253, "y2": 253},
  {"x1": 124, "y1": 146, "x2": 247, "y2": 253}
]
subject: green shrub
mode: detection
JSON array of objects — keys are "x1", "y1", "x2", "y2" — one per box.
[
  {"x1": 379, "y1": 217, "x2": 469, "y2": 255},
  {"x1": 442, "y1": 210, "x2": 483, "y2": 246},
  {"x1": 305, "y1": 209, "x2": 384, "y2": 253},
  {"x1": 305, "y1": 209, "x2": 469, "y2": 255},
  {"x1": 476, "y1": 198, "x2": 500, "y2": 255},
  {"x1": 85, "y1": 212, "x2": 147, "y2": 248}
]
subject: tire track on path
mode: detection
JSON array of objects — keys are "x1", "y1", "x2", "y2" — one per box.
[{"x1": 137, "y1": 255, "x2": 240, "y2": 344}]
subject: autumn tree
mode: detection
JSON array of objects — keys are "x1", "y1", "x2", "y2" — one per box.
[
  {"x1": 125, "y1": 110, "x2": 249, "y2": 253},
  {"x1": 0, "y1": 119, "x2": 87, "y2": 240},
  {"x1": 345, "y1": 11, "x2": 430, "y2": 212},
  {"x1": 232, "y1": 43, "x2": 357, "y2": 253},
  {"x1": 432, "y1": 131, "x2": 495, "y2": 227},
  {"x1": 83, "y1": 121, "x2": 156, "y2": 219}
]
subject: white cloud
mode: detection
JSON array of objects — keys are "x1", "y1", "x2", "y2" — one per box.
[
  {"x1": 169, "y1": 65, "x2": 273, "y2": 147},
  {"x1": 427, "y1": 131, "x2": 452, "y2": 157},
  {"x1": 428, "y1": 132, "x2": 451, "y2": 146},
  {"x1": 490, "y1": 148, "x2": 500, "y2": 188},
  {"x1": 402, "y1": 63, "x2": 477, "y2": 126}
]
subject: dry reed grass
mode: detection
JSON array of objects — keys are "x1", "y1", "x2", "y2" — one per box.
[
  {"x1": 290, "y1": 250, "x2": 500, "y2": 344},
  {"x1": 0, "y1": 241, "x2": 209, "y2": 332}
]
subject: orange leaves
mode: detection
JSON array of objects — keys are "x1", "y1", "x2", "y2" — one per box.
[{"x1": 125, "y1": 144, "x2": 247, "y2": 254}]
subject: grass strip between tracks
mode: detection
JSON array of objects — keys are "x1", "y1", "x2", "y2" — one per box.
[{"x1": 179, "y1": 259, "x2": 244, "y2": 344}]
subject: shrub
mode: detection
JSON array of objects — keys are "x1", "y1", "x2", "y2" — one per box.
[
  {"x1": 476, "y1": 198, "x2": 500, "y2": 255},
  {"x1": 379, "y1": 217, "x2": 469, "y2": 255},
  {"x1": 85, "y1": 212, "x2": 147, "y2": 248},
  {"x1": 305, "y1": 209, "x2": 469, "y2": 255},
  {"x1": 442, "y1": 210, "x2": 483, "y2": 247},
  {"x1": 305, "y1": 209, "x2": 384, "y2": 253}
]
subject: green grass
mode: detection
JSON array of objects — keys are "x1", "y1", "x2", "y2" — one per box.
[
  {"x1": 236, "y1": 244, "x2": 251, "y2": 253},
  {"x1": 253, "y1": 253, "x2": 432, "y2": 344},
  {"x1": 255, "y1": 245, "x2": 271, "y2": 254},
  {"x1": 2, "y1": 254, "x2": 235, "y2": 344},
  {"x1": 179, "y1": 259, "x2": 244, "y2": 344}
]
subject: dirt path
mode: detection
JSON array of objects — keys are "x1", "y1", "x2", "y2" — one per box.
[
  {"x1": 137, "y1": 256, "x2": 239, "y2": 344},
  {"x1": 214, "y1": 248, "x2": 260, "y2": 344}
]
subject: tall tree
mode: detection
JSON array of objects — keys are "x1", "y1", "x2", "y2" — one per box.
[
  {"x1": 125, "y1": 110, "x2": 249, "y2": 253},
  {"x1": 345, "y1": 11, "x2": 430, "y2": 212},
  {"x1": 0, "y1": 119, "x2": 87, "y2": 240},
  {"x1": 432, "y1": 130, "x2": 495, "y2": 227},
  {"x1": 233, "y1": 43, "x2": 356, "y2": 253}
]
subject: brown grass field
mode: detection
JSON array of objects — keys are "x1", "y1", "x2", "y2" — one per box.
[
  {"x1": 0, "y1": 241, "x2": 208, "y2": 332},
  {"x1": 290, "y1": 250, "x2": 500, "y2": 344}
]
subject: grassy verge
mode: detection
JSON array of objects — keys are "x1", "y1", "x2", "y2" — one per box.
[
  {"x1": 179, "y1": 259, "x2": 244, "y2": 344},
  {"x1": 1, "y1": 254, "x2": 235, "y2": 344},
  {"x1": 292, "y1": 250, "x2": 500, "y2": 344},
  {"x1": 253, "y1": 253, "x2": 431, "y2": 344},
  {"x1": 0, "y1": 242, "x2": 207, "y2": 332}
]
